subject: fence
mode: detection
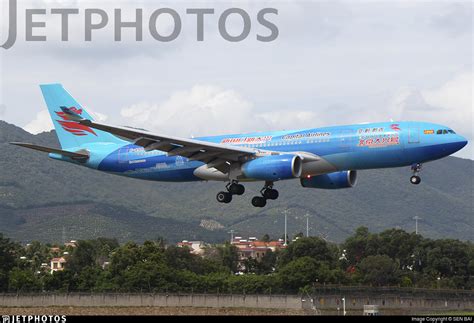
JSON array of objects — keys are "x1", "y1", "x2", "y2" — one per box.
[
  {"x1": 0, "y1": 288, "x2": 472, "y2": 313},
  {"x1": 303, "y1": 286, "x2": 473, "y2": 313},
  {"x1": 0, "y1": 294, "x2": 302, "y2": 309}
]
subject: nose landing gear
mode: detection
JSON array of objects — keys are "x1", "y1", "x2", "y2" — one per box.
[{"x1": 410, "y1": 163, "x2": 422, "y2": 185}]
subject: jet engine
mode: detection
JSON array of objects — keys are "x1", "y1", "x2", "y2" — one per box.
[
  {"x1": 242, "y1": 154, "x2": 302, "y2": 181},
  {"x1": 300, "y1": 170, "x2": 357, "y2": 189}
]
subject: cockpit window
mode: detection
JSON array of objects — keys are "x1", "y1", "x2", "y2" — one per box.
[{"x1": 436, "y1": 129, "x2": 455, "y2": 135}]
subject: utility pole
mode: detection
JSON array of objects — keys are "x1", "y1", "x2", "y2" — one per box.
[
  {"x1": 413, "y1": 216, "x2": 421, "y2": 235},
  {"x1": 62, "y1": 226, "x2": 66, "y2": 245},
  {"x1": 283, "y1": 209, "x2": 288, "y2": 246},
  {"x1": 305, "y1": 213, "x2": 310, "y2": 237},
  {"x1": 228, "y1": 230, "x2": 236, "y2": 242}
]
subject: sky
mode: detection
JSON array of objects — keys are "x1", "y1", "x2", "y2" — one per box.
[{"x1": 0, "y1": 0, "x2": 472, "y2": 159}]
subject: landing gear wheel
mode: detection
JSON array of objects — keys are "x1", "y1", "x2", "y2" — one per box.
[
  {"x1": 228, "y1": 183, "x2": 245, "y2": 195},
  {"x1": 410, "y1": 175, "x2": 421, "y2": 185},
  {"x1": 251, "y1": 196, "x2": 267, "y2": 208},
  {"x1": 263, "y1": 188, "x2": 279, "y2": 200},
  {"x1": 216, "y1": 191, "x2": 233, "y2": 203},
  {"x1": 410, "y1": 163, "x2": 422, "y2": 185}
]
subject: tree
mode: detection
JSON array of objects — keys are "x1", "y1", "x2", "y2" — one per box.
[
  {"x1": 242, "y1": 257, "x2": 259, "y2": 274},
  {"x1": 294, "y1": 232, "x2": 304, "y2": 239},
  {"x1": 164, "y1": 246, "x2": 203, "y2": 273},
  {"x1": 256, "y1": 250, "x2": 277, "y2": 274},
  {"x1": 0, "y1": 234, "x2": 19, "y2": 291},
  {"x1": 226, "y1": 274, "x2": 277, "y2": 294},
  {"x1": 280, "y1": 237, "x2": 333, "y2": 266},
  {"x1": 8, "y1": 267, "x2": 42, "y2": 292},
  {"x1": 67, "y1": 240, "x2": 96, "y2": 273},
  {"x1": 278, "y1": 257, "x2": 320, "y2": 292},
  {"x1": 75, "y1": 266, "x2": 105, "y2": 291},
  {"x1": 43, "y1": 270, "x2": 76, "y2": 292},
  {"x1": 261, "y1": 234, "x2": 271, "y2": 242},
  {"x1": 109, "y1": 242, "x2": 141, "y2": 275},
  {"x1": 23, "y1": 241, "x2": 50, "y2": 271},
  {"x1": 377, "y1": 229, "x2": 422, "y2": 269},
  {"x1": 357, "y1": 255, "x2": 401, "y2": 286},
  {"x1": 343, "y1": 227, "x2": 379, "y2": 265},
  {"x1": 216, "y1": 243, "x2": 239, "y2": 273},
  {"x1": 121, "y1": 261, "x2": 175, "y2": 292}
]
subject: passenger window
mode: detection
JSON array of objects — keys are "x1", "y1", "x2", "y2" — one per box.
[
  {"x1": 436, "y1": 130, "x2": 442, "y2": 135},
  {"x1": 442, "y1": 130, "x2": 448, "y2": 134}
]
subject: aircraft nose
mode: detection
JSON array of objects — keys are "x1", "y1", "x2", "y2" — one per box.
[{"x1": 453, "y1": 135, "x2": 468, "y2": 151}]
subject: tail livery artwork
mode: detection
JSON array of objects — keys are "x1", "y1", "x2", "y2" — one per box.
[{"x1": 12, "y1": 84, "x2": 468, "y2": 207}]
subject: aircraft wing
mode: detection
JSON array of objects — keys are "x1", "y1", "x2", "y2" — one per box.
[
  {"x1": 10, "y1": 142, "x2": 89, "y2": 161},
  {"x1": 60, "y1": 107, "x2": 258, "y2": 171}
]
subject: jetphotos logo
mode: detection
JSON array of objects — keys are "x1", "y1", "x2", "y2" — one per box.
[
  {"x1": 2, "y1": 315, "x2": 66, "y2": 323},
  {"x1": 0, "y1": 0, "x2": 279, "y2": 50},
  {"x1": 55, "y1": 106, "x2": 97, "y2": 136}
]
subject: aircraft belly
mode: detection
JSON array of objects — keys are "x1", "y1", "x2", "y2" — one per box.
[
  {"x1": 123, "y1": 167, "x2": 202, "y2": 182},
  {"x1": 301, "y1": 158, "x2": 338, "y2": 176}
]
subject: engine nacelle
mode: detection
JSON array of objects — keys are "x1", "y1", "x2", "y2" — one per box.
[
  {"x1": 300, "y1": 170, "x2": 357, "y2": 189},
  {"x1": 242, "y1": 154, "x2": 302, "y2": 181}
]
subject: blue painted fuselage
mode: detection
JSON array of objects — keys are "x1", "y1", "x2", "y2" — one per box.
[{"x1": 50, "y1": 121, "x2": 467, "y2": 182}]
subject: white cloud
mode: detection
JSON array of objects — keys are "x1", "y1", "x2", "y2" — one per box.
[
  {"x1": 88, "y1": 109, "x2": 108, "y2": 122},
  {"x1": 3, "y1": 1, "x2": 472, "y2": 159},
  {"x1": 23, "y1": 110, "x2": 54, "y2": 134},
  {"x1": 388, "y1": 71, "x2": 473, "y2": 136},
  {"x1": 422, "y1": 71, "x2": 473, "y2": 134},
  {"x1": 120, "y1": 84, "x2": 320, "y2": 137},
  {"x1": 120, "y1": 84, "x2": 263, "y2": 136},
  {"x1": 387, "y1": 71, "x2": 473, "y2": 159}
]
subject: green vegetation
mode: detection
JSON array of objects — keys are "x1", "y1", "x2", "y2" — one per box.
[{"x1": 0, "y1": 227, "x2": 472, "y2": 294}]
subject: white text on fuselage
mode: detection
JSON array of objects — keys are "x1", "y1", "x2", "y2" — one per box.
[
  {"x1": 282, "y1": 132, "x2": 331, "y2": 140},
  {"x1": 221, "y1": 136, "x2": 273, "y2": 145}
]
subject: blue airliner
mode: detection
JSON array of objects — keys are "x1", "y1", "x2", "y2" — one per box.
[{"x1": 12, "y1": 84, "x2": 468, "y2": 207}]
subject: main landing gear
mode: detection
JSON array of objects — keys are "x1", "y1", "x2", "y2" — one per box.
[
  {"x1": 216, "y1": 181, "x2": 245, "y2": 204},
  {"x1": 251, "y1": 182, "x2": 279, "y2": 208},
  {"x1": 216, "y1": 181, "x2": 279, "y2": 207},
  {"x1": 410, "y1": 163, "x2": 422, "y2": 185}
]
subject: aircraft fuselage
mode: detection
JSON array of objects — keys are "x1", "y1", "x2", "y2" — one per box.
[{"x1": 51, "y1": 121, "x2": 467, "y2": 182}]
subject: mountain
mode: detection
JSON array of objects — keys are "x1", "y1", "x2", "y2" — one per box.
[{"x1": 0, "y1": 120, "x2": 473, "y2": 243}]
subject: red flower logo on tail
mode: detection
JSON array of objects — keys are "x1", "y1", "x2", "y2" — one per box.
[{"x1": 55, "y1": 107, "x2": 96, "y2": 136}]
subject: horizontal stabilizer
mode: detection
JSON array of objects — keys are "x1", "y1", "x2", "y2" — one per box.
[{"x1": 10, "y1": 142, "x2": 89, "y2": 161}]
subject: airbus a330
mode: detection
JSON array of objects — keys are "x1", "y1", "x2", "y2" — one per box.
[{"x1": 12, "y1": 84, "x2": 468, "y2": 207}]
